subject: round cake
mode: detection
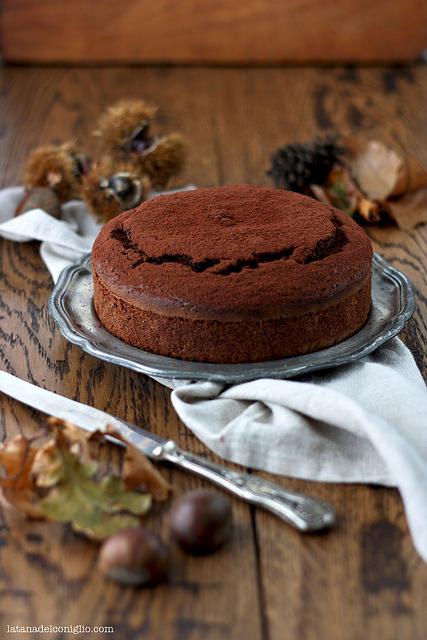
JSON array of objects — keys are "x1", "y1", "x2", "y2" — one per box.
[{"x1": 92, "y1": 185, "x2": 372, "y2": 363}]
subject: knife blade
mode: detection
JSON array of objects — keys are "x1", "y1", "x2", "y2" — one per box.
[
  {"x1": 0, "y1": 371, "x2": 163, "y2": 453},
  {"x1": 0, "y1": 371, "x2": 336, "y2": 532}
]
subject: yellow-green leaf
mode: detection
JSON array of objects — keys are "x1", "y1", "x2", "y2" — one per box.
[{"x1": 34, "y1": 427, "x2": 152, "y2": 540}]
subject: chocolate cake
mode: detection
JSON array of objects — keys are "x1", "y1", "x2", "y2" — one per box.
[{"x1": 92, "y1": 185, "x2": 372, "y2": 363}]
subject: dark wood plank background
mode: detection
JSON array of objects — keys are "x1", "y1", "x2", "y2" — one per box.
[
  {"x1": 2, "y1": 0, "x2": 427, "y2": 63},
  {"x1": 0, "y1": 64, "x2": 426, "y2": 640}
]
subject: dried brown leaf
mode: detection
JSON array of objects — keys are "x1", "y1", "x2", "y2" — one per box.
[
  {"x1": 357, "y1": 197, "x2": 384, "y2": 224},
  {"x1": 103, "y1": 425, "x2": 170, "y2": 501},
  {"x1": 349, "y1": 140, "x2": 427, "y2": 201},
  {"x1": 0, "y1": 418, "x2": 170, "y2": 537},
  {"x1": 325, "y1": 165, "x2": 360, "y2": 216},
  {"x1": 387, "y1": 187, "x2": 427, "y2": 230},
  {"x1": 47, "y1": 417, "x2": 94, "y2": 463},
  {"x1": 33, "y1": 427, "x2": 151, "y2": 540},
  {"x1": 309, "y1": 184, "x2": 330, "y2": 205},
  {"x1": 310, "y1": 165, "x2": 386, "y2": 225},
  {"x1": 0, "y1": 435, "x2": 43, "y2": 518},
  {"x1": 350, "y1": 141, "x2": 402, "y2": 200},
  {"x1": 393, "y1": 154, "x2": 427, "y2": 196}
]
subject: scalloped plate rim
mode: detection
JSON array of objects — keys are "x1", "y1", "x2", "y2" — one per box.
[{"x1": 48, "y1": 253, "x2": 416, "y2": 382}]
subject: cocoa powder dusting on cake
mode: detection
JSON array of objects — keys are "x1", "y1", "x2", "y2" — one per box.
[
  {"x1": 93, "y1": 185, "x2": 372, "y2": 320},
  {"x1": 92, "y1": 185, "x2": 372, "y2": 362}
]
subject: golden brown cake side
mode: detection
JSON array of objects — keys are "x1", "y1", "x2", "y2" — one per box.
[{"x1": 93, "y1": 268, "x2": 371, "y2": 363}]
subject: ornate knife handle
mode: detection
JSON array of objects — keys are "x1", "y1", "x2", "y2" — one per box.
[{"x1": 151, "y1": 441, "x2": 336, "y2": 532}]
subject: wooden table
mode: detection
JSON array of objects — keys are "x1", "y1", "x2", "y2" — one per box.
[{"x1": 0, "y1": 64, "x2": 426, "y2": 640}]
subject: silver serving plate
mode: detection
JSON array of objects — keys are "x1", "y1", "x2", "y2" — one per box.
[{"x1": 49, "y1": 254, "x2": 415, "y2": 383}]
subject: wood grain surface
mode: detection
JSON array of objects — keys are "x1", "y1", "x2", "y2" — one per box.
[
  {"x1": 1, "y1": 0, "x2": 427, "y2": 64},
  {"x1": 0, "y1": 64, "x2": 426, "y2": 640}
]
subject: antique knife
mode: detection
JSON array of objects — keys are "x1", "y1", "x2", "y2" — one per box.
[{"x1": 0, "y1": 371, "x2": 336, "y2": 532}]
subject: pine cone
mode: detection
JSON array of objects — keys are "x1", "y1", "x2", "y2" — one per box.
[{"x1": 267, "y1": 139, "x2": 343, "y2": 193}]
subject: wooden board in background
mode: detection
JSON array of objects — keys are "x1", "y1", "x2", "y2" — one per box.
[{"x1": 1, "y1": 0, "x2": 427, "y2": 64}]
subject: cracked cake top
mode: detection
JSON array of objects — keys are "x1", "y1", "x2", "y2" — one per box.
[{"x1": 92, "y1": 185, "x2": 372, "y2": 320}]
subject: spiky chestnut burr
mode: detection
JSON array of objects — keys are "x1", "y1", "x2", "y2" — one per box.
[
  {"x1": 138, "y1": 133, "x2": 186, "y2": 188},
  {"x1": 23, "y1": 142, "x2": 90, "y2": 202},
  {"x1": 95, "y1": 99, "x2": 159, "y2": 152},
  {"x1": 80, "y1": 160, "x2": 151, "y2": 223},
  {"x1": 95, "y1": 100, "x2": 186, "y2": 188}
]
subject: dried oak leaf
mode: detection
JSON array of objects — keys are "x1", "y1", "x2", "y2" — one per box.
[
  {"x1": 32, "y1": 426, "x2": 152, "y2": 540},
  {"x1": 349, "y1": 140, "x2": 427, "y2": 201},
  {"x1": 103, "y1": 425, "x2": 170, "y2": 501},
  {"x1": 0, "y1": 418, "x2": 170, "y2": 540},
  {"x1": 310, "y1": 164, "x2": 383, "y2": 223},
  {"x1": 387, "y1": 187, "x2": 427, "y2": 231},
  {"x1": 51, "y1": 419, "x2": 170, "y2": 500},
  {"x1": 0, "y1": 435, "x2": 43, "y2": 518},
  {"x1": 46, "y1": 417, "x2": 96, "y2": 466},
  {"x1": 323, "y1": 165, "x2": 359, "y2": 216}
]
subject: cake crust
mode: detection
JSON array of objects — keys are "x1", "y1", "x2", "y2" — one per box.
[{"x1": 92, "y1": 185, "x2": 373, "y2": 363}]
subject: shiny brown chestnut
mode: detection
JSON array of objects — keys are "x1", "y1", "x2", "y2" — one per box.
[
  {"x1": 170, "y1": 489, "x2": 233, "y2": 555},
  {"x1": 98, "y1": 527, "x2": 169, "y2": 586}
]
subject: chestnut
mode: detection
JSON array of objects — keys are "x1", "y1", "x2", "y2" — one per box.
[
  {"x1": 98, "y1": 527, "x2": 169, "y2": 586},
  {"x1": 170, "y1": 489, "x2": 233, "y2": 555}
]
